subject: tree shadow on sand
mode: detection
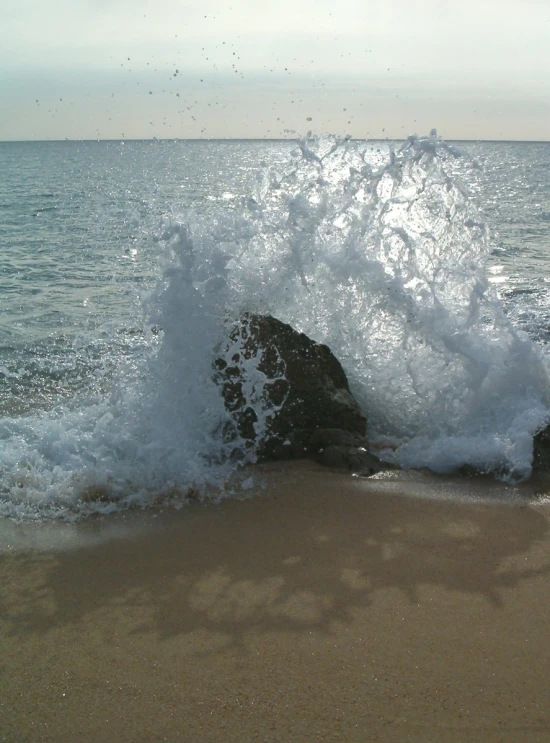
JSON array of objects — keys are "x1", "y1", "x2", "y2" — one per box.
[{"x1": 2, "y1": 466, "x2": 550, "y2": 653}]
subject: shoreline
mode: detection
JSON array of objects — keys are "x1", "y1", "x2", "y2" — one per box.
[
  {"x1": 2, "y1": 462, "x2": 550, "y2": 741},
  {"x1": 2, "y1": 463, "x2": 549, "y2": 553}
]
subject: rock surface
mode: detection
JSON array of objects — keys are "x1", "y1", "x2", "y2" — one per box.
[
  {"x1": 314, "y1": 445, "x2": 382, "y2": 476},
  {"x1": 215, "y1": 314, "x2": 380, "y2": 474},
  {"x1": 533, "y1": 424, "x2": 550, "y2": 471}
]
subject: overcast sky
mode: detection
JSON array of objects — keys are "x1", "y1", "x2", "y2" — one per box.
[{"x1": 1, "y1": 0, "x2": 549, "y2": 140}]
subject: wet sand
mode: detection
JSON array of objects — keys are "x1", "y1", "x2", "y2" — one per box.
[{"x1": 2, "y1": 462, "x2": 550, "y2": 742}]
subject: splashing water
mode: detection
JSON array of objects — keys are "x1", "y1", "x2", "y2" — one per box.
[
  {"x1": 2, "y1": 133, "x2": 550, "y2": 519},
  {"x1": 155, "y1": 132, "x2": 550, "y2": 479}
]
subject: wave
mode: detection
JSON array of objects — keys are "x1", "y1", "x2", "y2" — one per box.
[{"x1": 1, "y1": 132, "x2": 549, "y2": 519}]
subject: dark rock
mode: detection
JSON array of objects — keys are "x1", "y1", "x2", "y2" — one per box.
[
  {"x1": 308, "y1": 428, "x2": 369, "y2": 452},
  {"x1": 314, "y1": 445, "x2": 382, "y2": 476},
  {"x1": 533, "y1": 424, "x2": 550, "y2": 471},
  {"x1": 215, "y1": 314, "x2": 367, "y2": 462}
]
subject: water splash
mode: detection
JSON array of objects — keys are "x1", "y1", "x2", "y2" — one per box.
[
  {"x1": 156, "y1": 131, "x2": 549, "y2": 480},
  {"x1": 2, "y1": 133, "x2": 550, "y2": 519}
]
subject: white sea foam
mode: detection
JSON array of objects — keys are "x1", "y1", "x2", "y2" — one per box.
[
  {"x1": 216, "y1": 132, "x2": 550, "y2": 480},
  {"x1": 1, "y1": 133, "x2": 549, "y2": 519}
]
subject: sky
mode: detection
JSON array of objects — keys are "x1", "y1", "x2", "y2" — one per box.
[{"x1": 1, "y1": 0, "x2": 549, "y2": 141}]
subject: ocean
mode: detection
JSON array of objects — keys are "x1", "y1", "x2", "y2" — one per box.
[{"x1": 1, "y1": 134, "x2": 549, "y2": 520}]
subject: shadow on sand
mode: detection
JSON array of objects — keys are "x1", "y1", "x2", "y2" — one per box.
[{"x1": 2, "y1": 465, "x2": 550, "y2": 652}]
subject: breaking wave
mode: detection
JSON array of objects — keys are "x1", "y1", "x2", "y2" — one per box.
[{"x1": 2, "y1": 132, "x2": 549, "y2": 518}]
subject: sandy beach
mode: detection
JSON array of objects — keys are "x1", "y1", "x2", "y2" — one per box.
[{"x1": 2, "y1": 461, "x2": 550, "y2": 742}]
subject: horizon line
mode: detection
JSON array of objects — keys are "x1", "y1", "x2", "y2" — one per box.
[{"x1": 1, "y1": 137, "x2": 549, "y2": 145}]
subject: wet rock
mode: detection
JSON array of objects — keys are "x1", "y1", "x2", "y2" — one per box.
[
  {"x1": 533, "y1": 424, "x2": 550, "y2": 471},
  {"x1": 314, "y1": 445, "x2": 382, "y2": 476},
  {"x1": 215, "y1": 314, "x2": 367, "y2": 462},
  {"x1": 308, "y1": 427, "x2": 369, "y2": 452}
]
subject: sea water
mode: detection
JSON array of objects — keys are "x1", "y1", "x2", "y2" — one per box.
[{"x1": 1, "y1": 134, "x2": 549, "y2": 519}]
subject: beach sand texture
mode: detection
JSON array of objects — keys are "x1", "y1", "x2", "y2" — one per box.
[{"x1": 2, "y1": 462, "x2": 550, "y2": 742}]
